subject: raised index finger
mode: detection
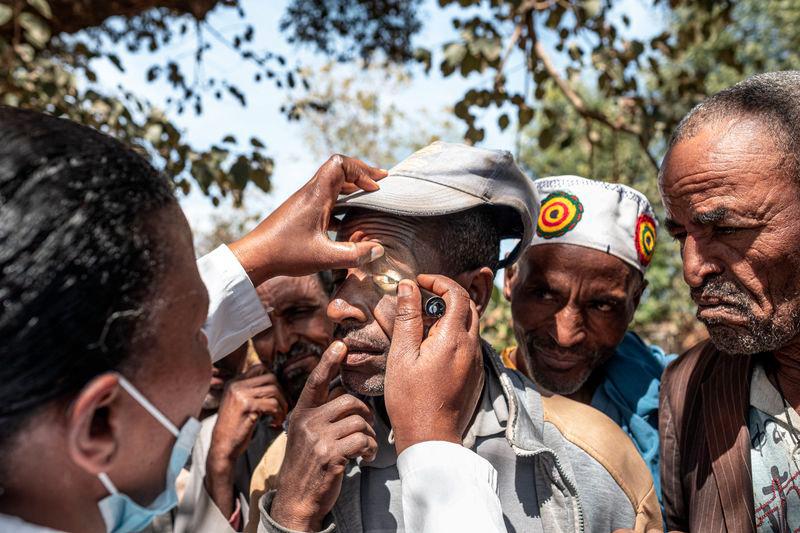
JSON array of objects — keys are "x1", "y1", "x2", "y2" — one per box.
[{"x1": 295, "y1": 340, "x2": 347, "y2": 410}]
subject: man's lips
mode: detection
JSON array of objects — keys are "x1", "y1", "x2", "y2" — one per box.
[
  {"x1": 535, "y1": 349, "x2": 586, "y2": 371},
  {"x1": 696, "y1": 302, "x2": 749, "y2": 325}
]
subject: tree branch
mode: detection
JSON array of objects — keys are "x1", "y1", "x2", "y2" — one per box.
[
  {"x1": 525, "y1": 14, "x2": 660, "y2": 172},
  {"x1": 494, "y1": 22, "x2": 523, "y2": 90},
  {"x1": 1, "y1": 0, "x2": 226, "y2": 42}
]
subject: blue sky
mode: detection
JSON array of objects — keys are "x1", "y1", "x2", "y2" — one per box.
[{"x1": 88, "y1": 0, "x2": 664, "y2": 237}]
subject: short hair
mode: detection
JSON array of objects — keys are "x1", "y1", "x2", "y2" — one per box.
[
  {"x1": 666, "y1": 71, "x2": 800, "y2": 181},
  {"x1": 0, "y1": 107, "x2": 175, "y2": 450},
  {"x1": 341, "y1": 205, "x2": 502, "y2": 276},
  {"x1": 428, "y1": 205, "x2": 502, "y2": 275}
]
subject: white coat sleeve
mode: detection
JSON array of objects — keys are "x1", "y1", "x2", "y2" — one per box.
[
  {"x1": 397, "y1": 441, "x2": 506, "y2": 533},
  {"x1": 198, "y1": 245, "x2": 271, "y2": 362}
]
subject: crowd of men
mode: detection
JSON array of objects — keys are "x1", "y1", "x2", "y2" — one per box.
[{"x1": 0, "y1": 70, "x2": 799, "y2": 533}]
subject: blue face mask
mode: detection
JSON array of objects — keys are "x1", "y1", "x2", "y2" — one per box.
[{"x1": 96, "y1": 374, "x2": 201, "y2": 533}]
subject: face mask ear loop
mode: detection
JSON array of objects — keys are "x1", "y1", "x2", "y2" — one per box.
[
  {"x1": 98, "y1": 472, "x2": 119, "y2": 495},
  {"x1": 113, "y1": 373, "x2": 180, "y2": 438}
]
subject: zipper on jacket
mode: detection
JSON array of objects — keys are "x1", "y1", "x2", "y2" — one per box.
[{"x1": 496, "y1": 371, "x2": 585, "y2": 533}]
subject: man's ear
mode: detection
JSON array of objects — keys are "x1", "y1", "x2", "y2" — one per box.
[
  {"x1": 503, "y1": 261, "x2": 517, "y2": 302},
  {"x1": 633, "y1": 277, "x2": 647, "y2": 309},
  {"x1": 458, "y1": 266, "x2": 495, "y2": 317},
  {"x1": 65, "y1": 373, "x2": 124, "y2": 476}
]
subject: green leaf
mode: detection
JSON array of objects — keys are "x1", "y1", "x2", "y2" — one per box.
[
  {"x1": 26, "y1": 0, "x2": 51, "y2": 19},
  {"x1": 497, "y1": 113, "x2": 510, "y2": 131},
  {"x1": 250, "y1": 136, "x2": 265, "y2": 148},
  {"x1": 0, "y1": 5, "x2": 13, "y2": 26},
  {"x1": 222, "y1": 135, "x2": 237, "y2": 144}
]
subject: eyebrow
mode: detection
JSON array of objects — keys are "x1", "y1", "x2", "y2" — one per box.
[
  {"x1": 693, "y1": 207, "x2": 728, "y2": 225},
  {"x1": 665, "y1": 207, "x2": 728, "y2": 231}
]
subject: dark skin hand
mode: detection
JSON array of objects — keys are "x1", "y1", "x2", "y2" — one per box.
[
  {"x1": 229, "y1": 155, "x2": 387, "y2": 286},
  {"x1": 271, "y1": 341, "x2": 378, "y2": 532},
  {"x1": 205, "y1": 364, "x2": 289, "y2": 519},
  {"x1": 384, "y1": 275, "x2": 483, "y2": 454}
]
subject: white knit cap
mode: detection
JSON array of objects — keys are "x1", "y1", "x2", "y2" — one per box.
[{"x1": 530, "y1": 175, "x2": 657, "y2": 273}]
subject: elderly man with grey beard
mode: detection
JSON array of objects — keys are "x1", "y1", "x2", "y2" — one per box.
[
  {"x1": 174, "y1": 273, "x2": 334, "y2": 532},
  {"x1": 658, "y1": 71, "x2": 800, "y2": 533}
]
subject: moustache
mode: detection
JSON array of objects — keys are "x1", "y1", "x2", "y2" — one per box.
[
  {"x1": 273, "y1": 340, "x2": 325, "y2": 373},
  {"x1": 691, "y1": 277, "x2": 752, "y2": 310},
  {"x1": 525, "y1": 332, "x2": 603, "y2": 362},
  {"x1": 333, "y1": 323, "x2": 390, "y2": 353}
]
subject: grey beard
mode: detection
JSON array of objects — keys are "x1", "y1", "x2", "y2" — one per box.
[{"x1": 696, "y1": 276, "x2": 800, "y2": 354}]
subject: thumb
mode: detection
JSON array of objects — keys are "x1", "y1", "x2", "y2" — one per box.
[
  {"x1": 388, "y1": 280, "x2": 424, "y2": 367},
  {"x1": 317, "y1": 239, "x2": 385, "y2": 271}
]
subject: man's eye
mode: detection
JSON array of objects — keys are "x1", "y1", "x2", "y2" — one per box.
[
  {"x1": 591, "y1": 301, "x2": 615, "y2": 312},
  {"x1": 714, "y1": 226, "x2": 739, "y2": 236},
  {"x1": 529, "y1": 288, "x2": 555, "y2": 300},
  {"x1": 288, "y1": 307, "x2": 316, "y2": 319},
  {"x1": 372, "y1": 274, "x2": 400, "y2": 293}
]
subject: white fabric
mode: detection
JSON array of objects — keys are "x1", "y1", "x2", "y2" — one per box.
[
  {"x1": 397, "y1": 441, "x2": 505, "y2": 533},
  {"x1": 530, "y1": 175, "x2": 657, "y2": 272},
  {"x1": 0, "y1": 514, "x2": 62, "y2": 533},
  {"x1": 198, "y1": 245, "x2": 271, "y2": 362}
]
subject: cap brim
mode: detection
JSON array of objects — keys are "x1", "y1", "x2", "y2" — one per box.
[{"x1": 334, "y1": 175, "x2": 485, "y2": 218}]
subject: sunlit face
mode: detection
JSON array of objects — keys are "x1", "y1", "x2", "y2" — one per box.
[
  {"x1": 506, "y1": 244, "x2": 641, "y2": 395},
  {"x1": 660, "y1": 118, "x2": 800, "y2": 354},
  {"x1": 328, "y1": 210, "x2": 440, "y2": 396},
  {"x1": 251, "y1": 275, "x2": 333, "y2": 407}
]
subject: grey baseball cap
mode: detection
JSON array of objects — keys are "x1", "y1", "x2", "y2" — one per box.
[{"x1": 334, "y1": 141, "x2": 536, "y2": 267}]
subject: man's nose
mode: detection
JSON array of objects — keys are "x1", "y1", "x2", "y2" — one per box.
[
  {"x1": 327, "y1": 282, "x2": 371, "y2": 324},
  {"x1": 682, "y1": 234, "x2": 723, "y2": 289},
  {"x1": 273, "y1": 322, "x2": 296, "y2": 355},
  {"x1": 550, "y1": 306, "x2": 586, "y2": 348}
]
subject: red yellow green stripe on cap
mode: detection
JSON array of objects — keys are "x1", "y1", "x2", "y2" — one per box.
[
  {"x1": 536, "y1": 191, "x2": 584, "y2": 239},
  {"x1": 635, "y1": 214, "x2": 657, "y2": 267}
]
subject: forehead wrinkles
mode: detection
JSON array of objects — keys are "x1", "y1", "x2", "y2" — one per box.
[
  {"x1": 337, "y1": 212, "x2": 425, "y2": 250},
  {"x1": 258, "y1": 276, "x2": 323, "y2": 307}
]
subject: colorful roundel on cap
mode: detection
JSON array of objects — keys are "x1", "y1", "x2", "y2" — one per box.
[
  {"x1": 536, "y1": 191, "x2": 584, "y2": 239},
  {"x1": 635, "y1": 214, "x2": 657, "y2": 267}
]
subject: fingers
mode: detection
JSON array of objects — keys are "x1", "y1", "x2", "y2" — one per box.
[
  {"x1": 251, "y1": 385, "x2": 289, "y2": 416},
  {"x1": 388, "y1": 280, "x2": 423, "y2": 364},
  {"x1": 241, "y1": 363, "x2": 268, "y2": 379},
  {"x1": 336, "y1": 432, "x2": 378, "y2": 462},
  {"x1": 331, "y1": 414, "x2": 377, "y2": 441},
  {"x1": 252, "y1": 397, "x2": 287, "y2": 422},
  {"x1": 417, "y1": 274, "x2": 473, "y2": 330},
  {"x1": 318, "y1": 238, "x2": 385, "y2": 271},
  {"x1": 295, "y1": 341, "x2": 347, "y2": 410},
  {"x1": 315, "y1": 155, "x2": 386, "y2": 197},
  {"x1": 319, "y1": 393, "x2": 374, "y2": 425}
]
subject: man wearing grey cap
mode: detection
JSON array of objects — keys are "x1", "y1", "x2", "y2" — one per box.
[{"x1": 256, "y1": 142, "x2": 662, "y2": 532}]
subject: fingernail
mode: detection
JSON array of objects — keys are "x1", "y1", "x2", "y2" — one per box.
[
  {"x1": 331, "y1": 341, "x2": 347, "y2": 355},
  {"x1": 398, "y1": 281, "x2": 412, "y2": 297},
  {"x1": 369, "y1": 245, "x2": 384, "y2": 262}
]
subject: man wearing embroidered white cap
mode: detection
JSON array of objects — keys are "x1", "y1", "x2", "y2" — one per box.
[{"x1": 504, "y1": 175, "x2": 675, "y2": 503}]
